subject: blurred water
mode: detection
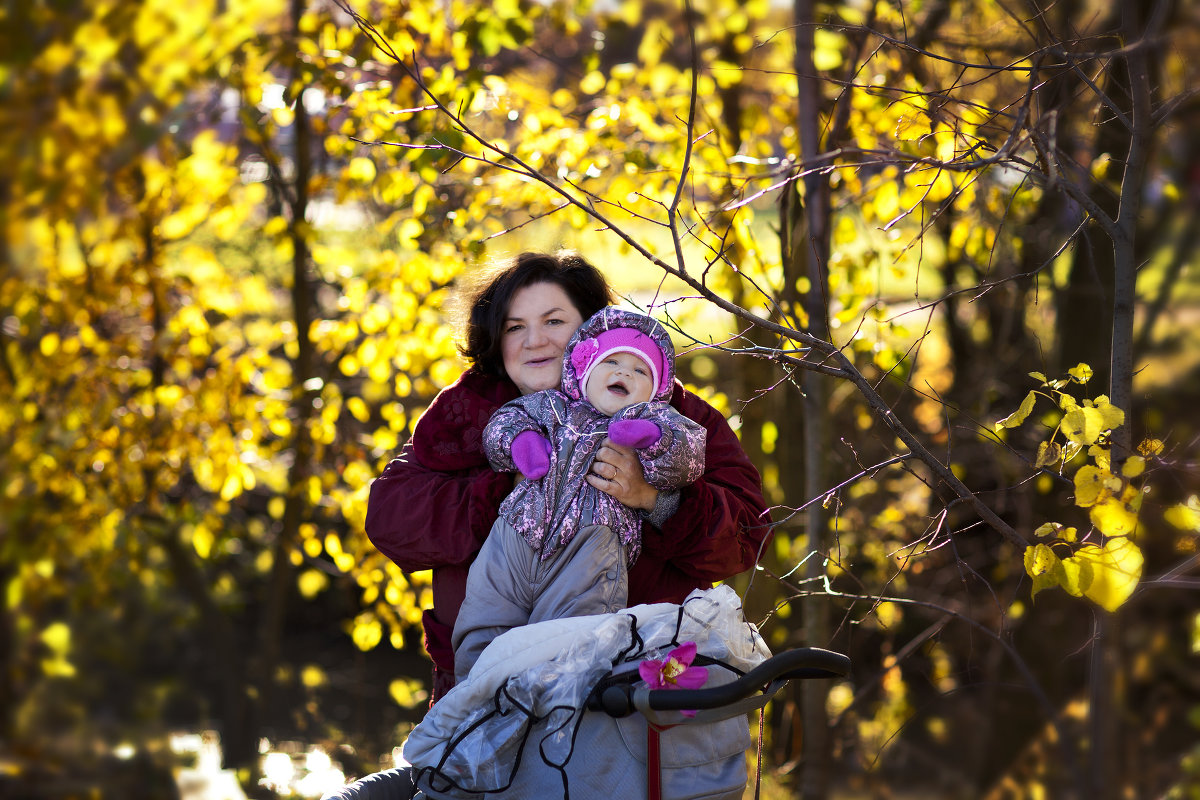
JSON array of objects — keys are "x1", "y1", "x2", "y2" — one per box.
[{"x1": 170, "y1": 730, "x2": 346, "y2": 800}]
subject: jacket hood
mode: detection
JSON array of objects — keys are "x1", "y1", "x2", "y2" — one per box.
[{"x1": 561, "y1": 307, "x2": 676, "y2": 403}]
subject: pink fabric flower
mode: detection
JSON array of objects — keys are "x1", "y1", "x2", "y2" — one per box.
[
  {"x1": 570, "y1": 337, "x2": 600, "y2": 380},
  {"x1": 638, "y1": 642, "x2": 709, "y2": 716}
]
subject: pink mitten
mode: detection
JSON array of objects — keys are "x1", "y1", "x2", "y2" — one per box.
[
  {"x1": 512, "y1": 430, "x2": 552, "y2": 479},
  {"x1": 608, "y1": 418, "x2": 662, "y2": 449}
]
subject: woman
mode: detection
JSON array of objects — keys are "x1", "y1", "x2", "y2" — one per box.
[{"x1": 365, "y1": 251, "x2": 771, "y2": 703}]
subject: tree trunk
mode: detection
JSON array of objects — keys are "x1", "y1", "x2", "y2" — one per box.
[
  {"x1": 791, "y1": 0, "x2": 834, "y2": 794},
  {"x1": 1089, "y1": 5, "x2": 1156, "y2": 799},
  {"x1": 232, "y1": 0, "x2": 316, "y2": 774}
]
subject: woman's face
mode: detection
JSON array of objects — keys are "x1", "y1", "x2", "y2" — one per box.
[{"x1": 501, "y1": 282, "x2": 585, "y2": 395}]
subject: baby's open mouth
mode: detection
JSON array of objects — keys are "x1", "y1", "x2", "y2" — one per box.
[{"x1": 607, "y1": 381, "x2": 629, "y2": 396}]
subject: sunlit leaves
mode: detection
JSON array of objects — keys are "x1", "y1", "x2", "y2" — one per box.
[
  {"x1": 1002, "y1": 368, "x2": 1151, "y2": 610},
  {"x1": 350, "y1": 612, "x2": 383, "y2": 651},
  {"x1": 1061, "y1": 398, "x2": 1124, "y2": 446},
  {"x1": 39, "y1": 622, "x2": 78, "y2": 678},
  {"x1": 996, "y1": 391, "x2": 1037, "y2": 430},
  {"x1": 1073, "y1": 539, "x2": 1143, "y2": 613},
  {"x1": 1024, "y1": 535, "x2": 1143, "y2": 612},
  {"x1": 1165, "y1": 496, "x2": 1200, "y2": 532}
]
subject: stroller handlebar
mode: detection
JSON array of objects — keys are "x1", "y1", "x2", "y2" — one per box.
[{"x1": 588, "y1": 646, "x2": 851, "y2": 718}]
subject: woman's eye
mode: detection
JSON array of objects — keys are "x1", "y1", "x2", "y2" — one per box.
[
  {"x1": 505, "y1": 324, "x2": 523, "y2": 334},
  {"x1": 546, "y1": 318, "x2": 563, "y2": 326}
]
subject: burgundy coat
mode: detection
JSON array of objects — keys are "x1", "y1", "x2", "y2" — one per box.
[{"x1": 364, "y1": 367, "x2": 772, "y2": 700}]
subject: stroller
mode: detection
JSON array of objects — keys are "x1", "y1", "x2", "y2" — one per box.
[{"x1": 326, "y1": 586, "x2": 849, "y2": 800}]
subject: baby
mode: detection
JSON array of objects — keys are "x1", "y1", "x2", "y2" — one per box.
[{"x1": 451, "y1": 307, "x2": 706, "y2": 681}]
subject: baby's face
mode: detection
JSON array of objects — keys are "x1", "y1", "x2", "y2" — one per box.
[{"x1": 584, "y1": 352, "x2": 654, "y2": 416}]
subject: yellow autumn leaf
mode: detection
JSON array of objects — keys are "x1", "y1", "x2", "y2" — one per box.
[
  {"x1": 389, "y1": 677, "x2": 429, "y2": 708},
  {"x1": 1074, "y1": 538, "x2": 1142, "y2": 612},
  {"x1": 813, "y1": 28, "x2": 845, "y2": 72},
  {"x1": 192, "y1": 523, "x2": 214, "y2": 559},
  {"x1": 1035, "y1": 440, "x2": 1062, "y2": 468},
  {"x1": 1057, "y1": 555, "x2": 1090, "y2": 597},
  {"x1": 1024, "y1": 542, "x2": 1057, "y2": 576},
  {"x1": 346, "y1": 156, "x2": 377, "y2": 183},
  {"x1": 873, "y1": 179, "x2": 900, "y2": 221},
  {"x1": 1090, "y1": 485, "x2": 1140, "y2": 537},
  {"x1": 220, "y1": 470, "x2": 242, "y2": 501},
  {"x1": 1073, "y1": 465, "x2": 1107, "y2": 507},
  {"x1": 271, "y1": 105, "x2": 294, "y2": 127},
  {"x1": 1061, "y1": 406, "x2": 1104, "y2": 445},
  {"x1": 298, "y1": 569, "x2": 329, "y2": 599},
  {"x1": 301, "y1": 664, "x2": 327, "y2": 689},
  {"x1": 346, "y1": 396, "x2": 370, "y2": 423},
  {"x1": 303, "y1": 537, "x2": 322, "y2": 558},
  {"x1": 1067, "y1": 363, "x2": 1093, "y2": 383},
  {"x1": 579, "y1": 70, "x2": 606, "y2": 94},
  {"x1": 1121, "y1": 456, "x2": 1145, "y2": 479},
  {"x1": 1033, "y1": 522, "x2": 1076, "y2": 542},
  {"x1": 1023, "y1": 543, "x2": 1062, "y2": 600},
  {"x1": 40, "y1": 621, "x2": 72, "y2": 655},
  {"x1": 996, "y1": 390, "x2": 1037, "y2": 431},
  {"x1": 1034, "y1": 522, "x2": 1058, "y2": 538},
  {"x1": 40, "y1": 333, "x2": 61, "y2": 356},
  {"x1": 1138, "y1": 438, "x2": 1164, "y2": 457},
  {"x1": 1164, "y1": 496, "x2": 1200, "y2": 531},
  {"x1": 351, "y1": 613, "x2": 383, "y2": 651},
  {"x1": 1090, "y1": 396, "x2": 1125, "y2": 430}
]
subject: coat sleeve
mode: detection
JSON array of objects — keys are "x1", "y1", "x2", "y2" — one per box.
[
  {"x1": 365, "y1": 369, "x2": 521, "y2": 572},
  {"x1": 481, "y1": 393, "x2": 552, "y2": 473},
  {"x1": 364, "y1": 443, "x2": 515, "y2": 570},
  {"x1": 637, "y1": 388, "x2": 773, "y2": 583},
  {"x1": 625, "y1": 403, "x2": 707, "y2": 490}
]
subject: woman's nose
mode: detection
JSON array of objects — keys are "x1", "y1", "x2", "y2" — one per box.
[{"x1": 525, "y1": 324, "x2": 548, "y2": 347}]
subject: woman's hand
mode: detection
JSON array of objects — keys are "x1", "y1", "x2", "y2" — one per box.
[{"x1": 587, "y1": 439, "x2": 658, "y2": 512}]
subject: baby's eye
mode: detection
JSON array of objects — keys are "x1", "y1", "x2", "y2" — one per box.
[
  {"x1": 604, "y1": 357, "x2": 618, "y2": 365},
  {"x1": 635, "y1": 367, "x2": 647, "y2": 375}
]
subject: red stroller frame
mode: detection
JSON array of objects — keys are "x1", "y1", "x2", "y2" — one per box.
[{"x1": 586, "y1": 647, "x2": 851, "y2": 800}]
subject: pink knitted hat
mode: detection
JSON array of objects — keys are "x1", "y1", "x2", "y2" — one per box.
[{"x1": 570, "y1": 327, "x2": 668, "y2": 399}]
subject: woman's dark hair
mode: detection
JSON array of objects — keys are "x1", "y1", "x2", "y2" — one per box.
[{"x1": 457, "y1": 251, "x2": 614, "y2": 377}]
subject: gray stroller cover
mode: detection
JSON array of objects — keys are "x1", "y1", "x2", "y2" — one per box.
[{"x1": 401, "y1": 585, "x2": 770, "y2": 800}]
